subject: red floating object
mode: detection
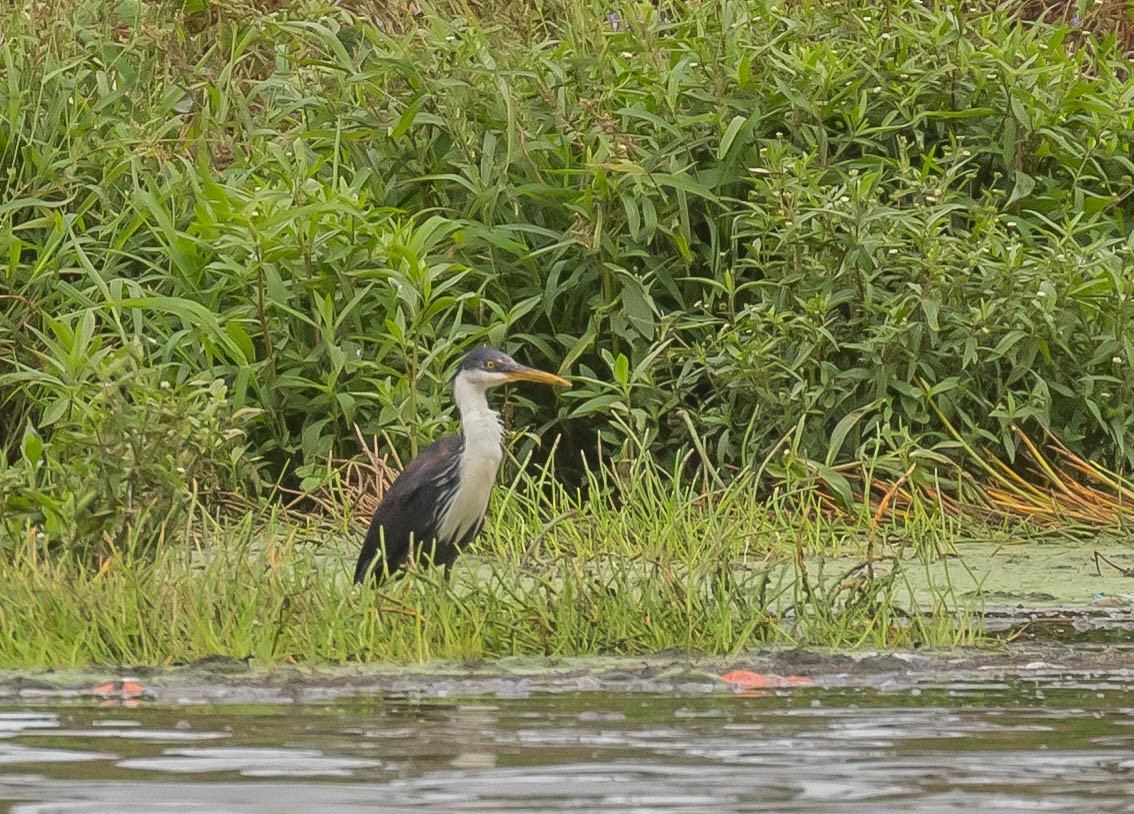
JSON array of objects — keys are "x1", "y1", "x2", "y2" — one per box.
[
  {"x1": 721, "y1": 669, "x2": 813, "y2": 690},
  {"x1": 89, "y1": 678, "x2": 151, "y2": 703}
]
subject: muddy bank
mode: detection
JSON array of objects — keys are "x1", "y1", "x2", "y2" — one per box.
[{"x1": 2, "y1": 607, "x2": 1132, "y2": 705}]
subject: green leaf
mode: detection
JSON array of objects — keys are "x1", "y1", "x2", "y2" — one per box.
[
  {"x1": 406, "y1": 215, "x2": 460, "y2": 257},
  {"x1": 640, "y1": 196, "x2": 658, "y2": 241},
  {"x1": 20, "y1": 422, "x2": 43, "y2": 465},
  {"x1": 225, "y1": 321, "x2": 256, "y2": 364},
  {"x1": 41, "y1": 399, "x2": 69, "y2": 427},
  {"x1": 650, "y1": 172, "x2": 717, "y2": 201},
  {"x1": 825, "y1": 403, "x2": 878, "y2": 466},
  {"x1": 737, "y1": 52, "x2": 752, "y2": 86},
  {"x1": 620, "y1": 192, "x2": 641, "y2": 241},
  {"x1": 1009, "y1": 94, "x2": 1032, "y2": 130},
  {"x1": 920, "y1": 298, "x2": 940, "y2": 332},
  {"x1": 613, "y1": 353, "x2": 630, "y2": 386},
  {"x1": 990, "y1": 330, "x2": 1028, "y2": 359},
  {"x1": 8, "y1": 235, "x2": 21, "y2": 273},
  {"x1": 962, "y1": 336, "x2": 978, "y2": 368},
  {"x1": 561, "y1": 329, "x2": 597, "y2": 373},
  {"x1": 718, "y1": 115, "x2": 748, "y2": 161},
  {"x1": 923, "y1": 376, "x2": 961, "y2": 397},
  {"x1": 391, "y1": 93, "x2": 429, "y2": 138},
  {"x1": 567, "y1": 393, "x2": 624, "y2": 417},
  {"x1": 1001, "y1": 118, "x2": 1018, "y2": 171},
  {"x1": 816, "y1": 464, "x2": 855, "y2": 512},
  {"x1": 1007, "y1": 171, "x2": 1035, "y2": 205},
  {"x1": 620, "y1": 276, "x2": 655, "y2": 340}
]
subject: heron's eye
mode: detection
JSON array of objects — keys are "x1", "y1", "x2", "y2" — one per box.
[{"x1": 485, "y1": 360, "x2": 495, "y2": 369}]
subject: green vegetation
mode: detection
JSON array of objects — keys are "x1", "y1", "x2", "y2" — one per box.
[
  {"x1": 0, "y1": 456, "x2": 982, "y2": 667},
  {"x1": 0, "y1": 0, "x2": 1131, "y2": 666}
]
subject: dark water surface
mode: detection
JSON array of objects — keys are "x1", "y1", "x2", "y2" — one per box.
[{"x1": 2, "y1": 654, "x2": 1134, "y2": 813}]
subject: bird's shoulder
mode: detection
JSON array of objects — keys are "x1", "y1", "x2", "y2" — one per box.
[{"x1": 377, "y1": 434, "x2": 464, "y2": 507}]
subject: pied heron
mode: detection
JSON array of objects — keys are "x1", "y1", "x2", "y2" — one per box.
[{"x1": 353, "y1": 347, "x2": 569, "y2": 583}]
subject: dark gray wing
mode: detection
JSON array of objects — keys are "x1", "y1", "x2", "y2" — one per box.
[{"x1": 353, "y1": 434, "x2": 463, "y2": 583}]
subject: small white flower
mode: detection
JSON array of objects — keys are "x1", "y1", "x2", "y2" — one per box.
[
  {"x1": 840, "y1": 195, "x2": 850, "y2": 203},
  {"x1": 1036, "y1": 290, "x2": 1047, "y2": 297},
  {"x1": 888, "y1": 248, "x2": 899, "y2": 255},
  {"x1": 1006, "y1": 221, "x2": 1017, "y2": 228},
  {"x1": 1113, "y1": 356, "x2": 1123, "y2": 364}
]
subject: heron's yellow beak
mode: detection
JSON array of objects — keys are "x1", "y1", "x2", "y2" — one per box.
[{"x1": 504, "y1": 365, "x2": 571, "y2": 388}]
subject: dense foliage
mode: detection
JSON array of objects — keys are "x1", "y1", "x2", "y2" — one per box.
[{"x1": 3, "y1": 0, "x2": 1134, "y2": 554}]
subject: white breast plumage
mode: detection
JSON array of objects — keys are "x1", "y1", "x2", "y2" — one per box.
[{"x1": 436, "y1": 405, "x2": 503, "y2": 543}]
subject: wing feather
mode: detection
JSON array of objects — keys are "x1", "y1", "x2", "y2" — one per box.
[{"x1": 353, "y1": 435, "x2": 464, "y2": 583}]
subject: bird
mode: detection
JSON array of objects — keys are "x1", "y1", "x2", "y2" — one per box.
[{"x1": 353, "y1": 347, "x2": 570, "y2": 584}]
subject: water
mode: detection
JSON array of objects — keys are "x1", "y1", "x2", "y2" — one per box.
[{"x1": 2, "y1": 656, "x2": 1134, "y2": 814}]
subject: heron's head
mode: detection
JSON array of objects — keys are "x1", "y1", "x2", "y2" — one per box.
[{"x1": 456, "y1": 347, "x2": 570, "y2": 392}]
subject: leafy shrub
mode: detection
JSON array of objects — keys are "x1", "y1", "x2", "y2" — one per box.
[
  {"x1": 0, "y1": 312, "x2": 256, "y2": 557},
  {"x1": 3, "y1": 0, "x2": 1134, "y2": 558}
]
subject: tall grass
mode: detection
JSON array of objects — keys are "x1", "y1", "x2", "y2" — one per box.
[{"x1": 0, "y1": 454, "x2": 980, "y2": 668}]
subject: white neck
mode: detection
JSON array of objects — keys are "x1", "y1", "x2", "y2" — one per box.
[
  {"x1": 436, "y1": 374, "x2": 504, "y2": 542},
  {"x1": 453, "y1": 375, "x2": 504, "y2": 449}
]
